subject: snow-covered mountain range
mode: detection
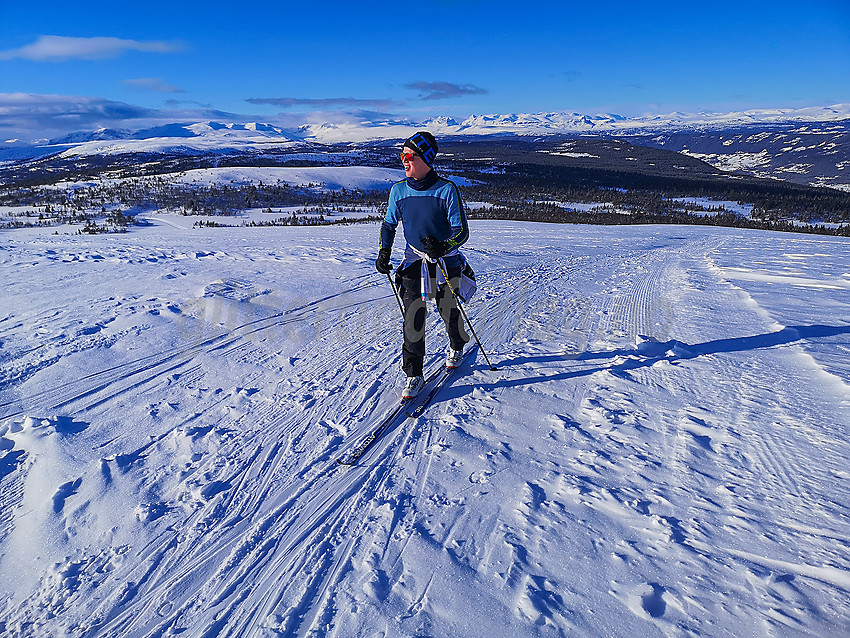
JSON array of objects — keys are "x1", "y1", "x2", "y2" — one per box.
[
  {"x1": 43, "y1": 122, "x2": 303, "y2": 159},
  {"x1": 401, "y1": 104, "x2": 850, "y2": 141},
  {"x1": 2, "y1": 104, "x2": 849, "y2": 190},
  {"x1": 49, "y1": 121, "x2": 292, "y2": 145},
  {"x1": 33, "y1": 103, "x2": 850, "y2": 147}
]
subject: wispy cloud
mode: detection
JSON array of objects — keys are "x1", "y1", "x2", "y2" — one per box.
[
  {"x1": 0, "y1": 92, "x2": 246, "y2": 141},
  {"x1": 0, "y1": 93, "x2": 157, "y2": 138},
  {"x1": 405, "y1": 81, "x2": 487, "y2": 101},
  {"x1": 246, "y1": 96, "x2": 395, "y2": 110},
  {"x1": 0, "y1": 93, "x2": 156, "y2": 120},
  {"x1": 0, "y1": 35, "x2": 185, "y2": 61},
  {"x1": 164, "y1": 98, "x2": 214, "y2": 108},
  {"x1": 123, "y1": 78, "x2": 186, "y2": 94},
  {"x1": 0, "y1": 91, "x2": 432, "y2": 143}
]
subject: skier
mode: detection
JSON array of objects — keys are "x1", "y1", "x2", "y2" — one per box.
[{"x1": 375, "y1": 131, "x2": 472, "y2": 400}]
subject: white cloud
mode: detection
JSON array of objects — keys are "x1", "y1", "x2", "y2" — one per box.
[
  {"x1": 0, "y1": 92, "x2": 267, "y2": 142},
  {"x1": 0, "y1": 93, "x2": 156, "y2": 138},
  {"x1": 0, "y1": 35, "x2": 185, "y2": 61},
  {"x1": 123, "y1": 78, "x2": 186, "y2": 94}
]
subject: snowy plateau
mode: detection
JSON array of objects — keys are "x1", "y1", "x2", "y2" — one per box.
[
  {"x1": 1, "y1": 105, "x2": 850, "y2": 637},
  {"x1": 1, "y1": 212, "x2": 849, "y2": 637}
]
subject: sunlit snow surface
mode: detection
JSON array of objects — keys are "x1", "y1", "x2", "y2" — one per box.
[{"x1": 1, "y1": 220, "x2": 848, "y2": 637}]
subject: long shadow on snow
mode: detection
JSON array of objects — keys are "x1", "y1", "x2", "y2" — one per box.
[{"x1": 453, "y1": 324, "x2": 850, "y2": 395}]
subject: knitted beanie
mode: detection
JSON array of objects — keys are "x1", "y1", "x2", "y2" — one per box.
[{"x1": 403, "y1": 131, "x2": 439, "y2": 165}]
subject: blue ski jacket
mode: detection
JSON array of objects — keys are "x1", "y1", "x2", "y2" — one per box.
[{"x1": 379, "y1": 171, "x2": 469, "y2": 261}]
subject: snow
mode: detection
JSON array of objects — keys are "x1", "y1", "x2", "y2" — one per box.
[
  {"x1": 1, "y1": 220, "x2": 849, "y2": 637},
  {"x1": 165, "y1": 166, "x2": 405, "y2": 191},
  {"x1": 8, "y1": 104, "x2": 850, "y2": 153},
  {"x1": 54, "y1": 135, "x2": 300, "y2": 157},
  {"x1": 672, "y1": 197, "x2": 756, "y2": 218},
  {"x1": 296, "y1": 104, "x2": 850, "y2": 144},
  {"x1": 51, "y1": 120, "x2": 302, "y2": 157},
  {"x1": 32, "y1": 166, "x2": 478, "y2": 196},
  {"x1": 540, "y1": 151, "x2": 600, "y2": 159},
  {"x1": 681, "y1": 150, "x2": 772, "y2": 174}
]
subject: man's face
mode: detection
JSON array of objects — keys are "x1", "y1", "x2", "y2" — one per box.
[{"x1": 401, "y1": 146, "x2": 431, "y2": 179}]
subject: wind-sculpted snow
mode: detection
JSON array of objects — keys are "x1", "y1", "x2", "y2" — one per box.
[{"x1": 0, "y1": 221, "x2": 848, "y2": 637}]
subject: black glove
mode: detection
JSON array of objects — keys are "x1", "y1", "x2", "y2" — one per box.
[
  {"x1": 421, "y1": 235, "x2": 447, "y2": 259},
  {"x1": 375, "y1": 249, "x2": 392, "y2": 274}
]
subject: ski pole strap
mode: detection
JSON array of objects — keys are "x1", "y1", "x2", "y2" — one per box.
[{"x1": 404, "y1": 244, "x2": 459, "y2": 300}]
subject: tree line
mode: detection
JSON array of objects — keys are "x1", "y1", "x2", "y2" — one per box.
[
  {"x1": 457, "y1": 163, "x2": 850, "y2": 223},
  {"x1": 0, "y1": 178, "x2": 386, "y2": 218},
  {"x1": 468, "y1": 202, "x2": 849, "y2": 236},
  {"x1": 2, "y1": 158, "x2": 848, "y2": 236}
]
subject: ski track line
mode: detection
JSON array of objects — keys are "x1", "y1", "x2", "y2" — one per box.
[
  {"x1": 208, "y1": 357, "x2": 465, "y2": 636},
  {"x1": 60, "y1": 283, "x2": 407, "y2": 635},
  {"x1": 1, "y1": 274, "x2": 396, "y2": 635},
  {"x1": 289, "y1": 260, "x2": 591, "y2": 634},
  {"x1": 82, "y1": 442, "x2": 336, "y2": 636},
  {"x1": 0, "y1": 279, "x2": 380, "y2": 419},
  {"x1": 650, "y1": 246, "x2": 850, "y2": 625},
  {"x1": 1, "y1": 276, "x2": 377, "y2": 402},
  {"x1": 475, "y1": 255, "x2": 584, "y2": 350},
  {"x1": 152, "y1": 420, "x2": 418, "y2": 637},
  {"x1": 299, "y1": 401, "x2": 449, "y2": 637},
  {"x1": 1, "y1": 326, "x2": 246, "y2": 416},
  {"x1": 298, "y1": 420, "x2": 430, "y2": 636}
]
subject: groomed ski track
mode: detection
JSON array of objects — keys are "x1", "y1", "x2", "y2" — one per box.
[{"x1": 1, "y1": 221, "x2": 848, "y2": 637}]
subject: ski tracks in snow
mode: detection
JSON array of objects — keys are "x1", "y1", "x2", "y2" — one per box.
[{"x1": 2, "y1": 224, "x2": 849, "y2": 636}]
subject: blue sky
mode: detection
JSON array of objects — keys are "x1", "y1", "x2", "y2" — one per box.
[{"x1": 1, "y1": 0, "x2": 849, "y2": 141}]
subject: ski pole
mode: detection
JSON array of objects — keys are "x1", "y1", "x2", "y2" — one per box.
[
  {"x1": 387, "y1": 271, "x2": 405, "y2": 320},
  {"x1": 437, "y1": 261, "x2": 497, "y2": 371}
]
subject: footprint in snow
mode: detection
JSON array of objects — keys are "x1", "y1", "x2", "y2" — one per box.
[
  {"x1": 612, "y1": 580, "x2": 674, "y2": 621},
  {"x1": 640, "y1": 583, "x2": 668, "y2": 618},
  {"x1": 135, "y1": 501, "x2": 169, "y2": 522},
  {"x1": 53, "y1": 478, "x2": 82, "y2": 513},
  {"x1": 515, "y1": 574, "x2": 568, "y2": 627},
  {"x1": 469, "y1": 470, "x2": 494, "y2": 484}
]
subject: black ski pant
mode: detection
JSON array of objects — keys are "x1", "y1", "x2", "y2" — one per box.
[{"x1": 397, "y1": 260, "x2": 469, "y2": 377}]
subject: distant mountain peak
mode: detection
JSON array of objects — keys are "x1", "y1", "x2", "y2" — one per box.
[
  {"x1": 21, "y1": 103, "x2": 850, "y2": 165},
  {"x1": 422, "y1": 115, "x2": 460, "y2": 127},
  {"x1": 48, "y1": 127, "x2": 134, "y2": 144}
]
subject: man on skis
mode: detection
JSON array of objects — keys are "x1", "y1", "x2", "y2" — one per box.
[{"x1": 375, "y1": 131, "x2": 472, "y2": 400}]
